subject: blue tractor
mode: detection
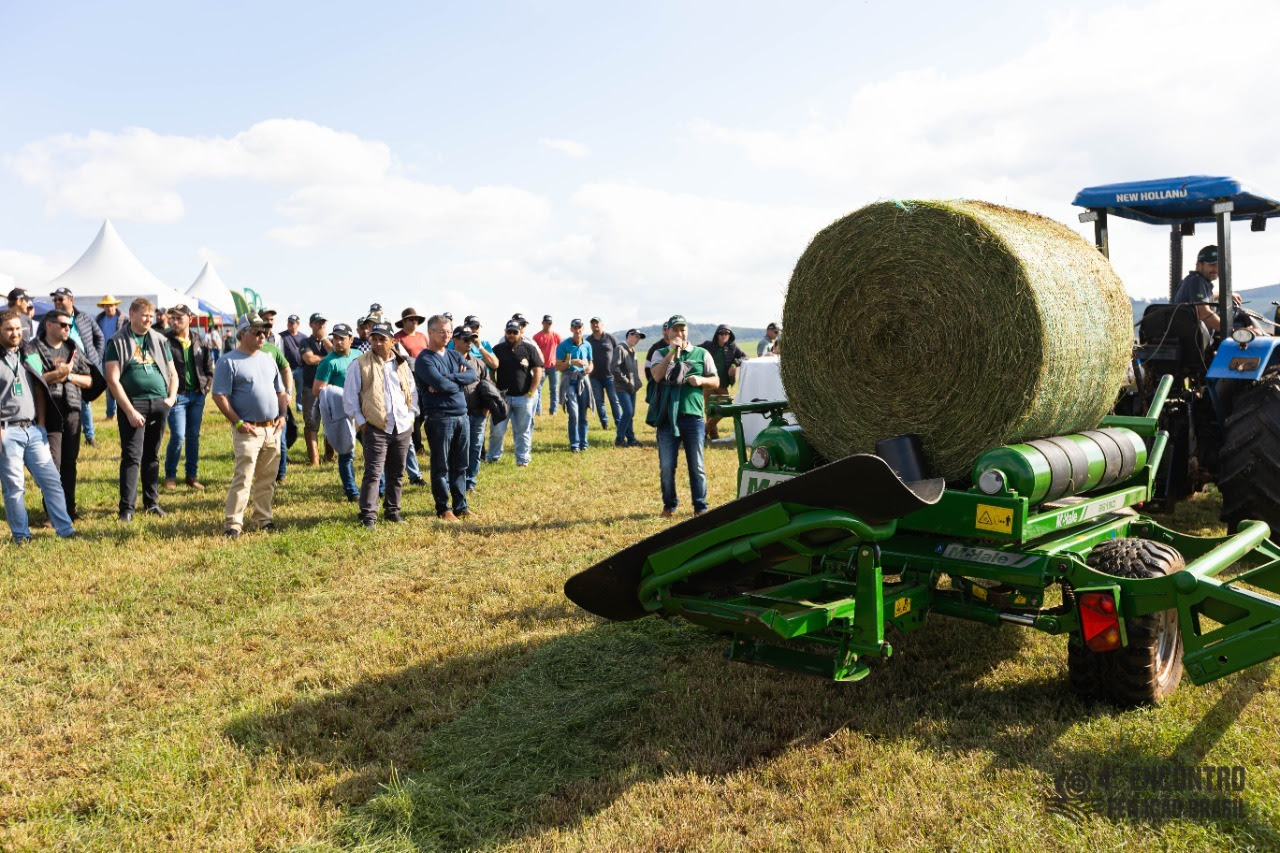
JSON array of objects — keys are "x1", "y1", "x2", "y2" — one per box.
[{"x1": 1074, "y1": 176, "x2": 1280, "y2": 530}]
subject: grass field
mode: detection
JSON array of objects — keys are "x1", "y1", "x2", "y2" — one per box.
[{"x1": 2, "y1": 393, "x2": 1279, "y2": 850}]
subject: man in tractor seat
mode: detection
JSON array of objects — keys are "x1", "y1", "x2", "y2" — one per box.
[{"x1": 1173, "y1": 244, "x2": 1256, "y2": 335}]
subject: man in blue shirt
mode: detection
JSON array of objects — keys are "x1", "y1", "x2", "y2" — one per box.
[
  {"x1": 555, "y1": 318, "x2": 594, "y2": 452},
  {"x1": 95, "y1": 295, "x2": 123, "y2": 423},
  {"x1": 1172, "y1": 244, "x2": 1247, "y2": 335},
  {"x1": 414, "y1": 314, "x2": 478, "y2": 521}
]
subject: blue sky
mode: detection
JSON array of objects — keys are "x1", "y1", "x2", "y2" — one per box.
[{"x1": 3, "y1": 0, "x2": 1279, "y2": 329}]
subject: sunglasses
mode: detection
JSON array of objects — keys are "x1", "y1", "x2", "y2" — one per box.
[
  {"x1": 248, "y1": 329, "x2": 267, "y2": 338},
  {"x1": 55, "y1": 322, "x2": 72, "y2": 329}
]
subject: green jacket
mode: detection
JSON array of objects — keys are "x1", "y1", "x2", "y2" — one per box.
[{"x1": 645, "y1": 345, "x2": 713, "y2": 435}]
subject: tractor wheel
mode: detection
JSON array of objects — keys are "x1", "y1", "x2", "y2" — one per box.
[
  {"x1": 1219, "y1": 370, "x2": 1280, "y2": 533},
  {"x1": 1067, "y1": 538, "x2": 1184, "y2": 706}
]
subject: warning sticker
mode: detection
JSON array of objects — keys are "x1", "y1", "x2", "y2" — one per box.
[
  {"x1": 894, "y1": 597, "x2": 912, "y2": 617},
  {"x1": 975, "y1": 504, "x2": 1014, "y2": 534}
]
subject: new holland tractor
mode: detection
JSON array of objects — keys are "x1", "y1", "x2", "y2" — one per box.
[
  {"x1": 1074, "y1": 176, "x2": 1280, "y2": 531},
  {"x1": 564, "y1": 185, "x2": 1280, "y2": 707}
]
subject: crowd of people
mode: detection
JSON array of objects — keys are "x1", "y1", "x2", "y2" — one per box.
[{"x1": 1, "y1": 285, "x2": 782, "y2": 543}]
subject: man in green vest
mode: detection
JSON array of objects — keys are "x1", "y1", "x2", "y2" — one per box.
[{"x1": 646, "y1": 314, "x2": 718, "y2": 518}]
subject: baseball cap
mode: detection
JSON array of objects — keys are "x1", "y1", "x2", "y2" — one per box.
[
  {"x1": 570, "y1": 318, "x2": 584, "y2": 328},
  {"x1": 287, "y1": 314, "x2": 300, "y2": 323},
  {"x1": 368, "y1": 303, "x2": 382, "y2": 313},
  {"x1": 168, "y1": 304, "x2": 194, "y2": 317},
  {"x1": 309, "y1": 312, "x2": 327, "y2": 324},
  {"x1": 464, "y1": 314, "x2": 481, "y2": 327},
  {"x1": 1197, "y1": 245, "x2": 1219, "y2": 264},
  {"x1": 236, "y1": 312, "x2": 270, "y2": 333},
  {"x1": 7, "y1": 287, "x2": 29, "y2": 302},
  {"x1": 542, "y1": 314, "x2": 553, "y2": 323},
  {"x1": 625, "y1": 328, "x2": 646, "y2": 339},
  {"x1": 443, "y1": 312, "x2": 453, "y2": 321},
  {"x1": 331, "y1": 323, "x2": 354, "y2": 338},
  {"x1": 50, "y1": 287, "x2": 73, "y2": 298},
  {"x1": 504, "y1": 320, "x2": 521, "y2": 332},
  {"x1": 511, "y1": 313, "x2": 528, "y2": 326},
  {"x1": 453, "y1": 325, "x2": 479, "y2": 341},
  {"x1": 767, "y1": 322, "x2": 781, "y2": 332},
  {"x1": 369, "y1": 321, "x2": 395, "y2": 339},
  {"x1": 259, "y1": 307, "x2": 278, "y2": 317},
  {"x1": 666, "y1": 313, "x2": 688, "y2": 328},
  {"x1": 589, "y1": 315, "x2": 601, "y2": 323}
]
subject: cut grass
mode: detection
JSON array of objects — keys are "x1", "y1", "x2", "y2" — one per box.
[{"x1": 1, "y1": 396, "x2": 1278, "y2": 850}]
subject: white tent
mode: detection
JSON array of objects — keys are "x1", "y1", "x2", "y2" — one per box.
[
  {"x1": 46, "y1": 220, "x2": 188, "y2": 310},
  {"x1": 185, "y1": 261, "x2": 238, "y2": 320}
]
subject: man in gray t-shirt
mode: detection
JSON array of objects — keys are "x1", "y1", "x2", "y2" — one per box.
[{"x1": 210, "y1": 313, "x2": 288, "y2": 538}]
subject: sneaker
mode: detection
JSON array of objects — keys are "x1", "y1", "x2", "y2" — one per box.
[
  {"x1": 456, "y1": 509, "x2": 477, "y2": 519},
  {"x1": 144, "y1": 505, "x2": 167, "y2": 518},
  {"x1": 185, "y1": 477, "x2": 205, "y2": 491},
  {"x1": 626, "y1": 440, "x2": 642, "y2": 447},
  {"x1": 694, "y1": 509, "x2": 709, "y2": 517},
  {"x1": 516, "y1": 463, "x2": 529, "y2": 468},
  {"x1": 85, "y1": 437, "x2": 98, "y2": 448},
  {"x1": 58, "y1": 530, "x2": 78, "y2": 540},
  {"x1": 385, "y1": 512, "x2": 405, "y2": 523},
  {"x1": 346, "y1": 494, "x2": 359, "y2": 502},
  {"x1": 164, "y1": 478, "x2": 177, "y2": 490},
  {"x1": 466, "y1": 485, "x2": 477, "y2": 494},
  {"x1": 438, "y1": 510, "x2": 460, "y2": 522},
  {"x1": 118, "y1": 510, "x2": 134, "y2": 523},
  {"x1": 362, "y1": 519, "x2": 377, "y2": 530},
  {"x1": 615, "y1": 440, "x2": 626, "y2": 447},
  {"x1": 660, "y1": 509, "x2": 676, "y2": 518},
  {"x1": 409, "y1": 477, "x2": 426, "y2": 486},
  {"x1": 224, "y1": 528, "x2": 241, "y2": 540},
  {"x1": 259, "y1": 522, "x2": 277, "y2": 532}
]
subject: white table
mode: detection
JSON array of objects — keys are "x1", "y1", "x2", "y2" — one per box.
[{"x1": 732, "y1": 355, "x2": 794, "y2": 446}]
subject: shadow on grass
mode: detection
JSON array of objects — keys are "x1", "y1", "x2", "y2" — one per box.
[{"x1": 229, "y1": 610, "x2": 1119, "y2": 849}]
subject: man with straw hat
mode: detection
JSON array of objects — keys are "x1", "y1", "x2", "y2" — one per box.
[{"x1": 96, "y1": 294, "x2": 122, "y2": 422}]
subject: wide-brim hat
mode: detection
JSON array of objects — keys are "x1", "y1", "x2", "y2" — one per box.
[
  {"x1": 396, "y1": 307, "x2": 426, "y2": 328},
  {"x1": 96, "y1": 294, "x2": 122, "y2": 307}
]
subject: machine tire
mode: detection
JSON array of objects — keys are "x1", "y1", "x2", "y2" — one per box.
[
  {"x1": 1067, "y1": 538, "x2": 1184, "y2": 706},
  {"x1": 1219, "y1": 370, "x2": 1280, "y2": 533}
]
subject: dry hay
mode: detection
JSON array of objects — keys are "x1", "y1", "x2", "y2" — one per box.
[{"x1": 780, "y1": 199, "x2": 1131, "y2": 479}]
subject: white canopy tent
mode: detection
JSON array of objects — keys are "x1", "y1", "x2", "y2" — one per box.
[
  {"x1": 46, "y1": 220, "x2": 188, "y2": 311},
  {"x1": 185, "y1": 262, "x2": 238, "y2": 322}
]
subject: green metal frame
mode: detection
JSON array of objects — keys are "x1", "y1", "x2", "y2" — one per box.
[{"x1": 667, "y1": 378, "x2": 1280, "y2": 684}]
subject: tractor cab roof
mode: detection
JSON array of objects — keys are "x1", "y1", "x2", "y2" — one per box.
[{"x1": 1073, "y1": 176, "x2": 1280, "y2": 225}]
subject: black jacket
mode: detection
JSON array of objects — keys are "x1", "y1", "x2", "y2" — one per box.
[
  {"x1": 32, "y1": 332, "x2": 107, "y2": 413},
  {"x1": 72, "y1": 307, "x2": 105, "y2": 367},
  {"x1": 698, "y1": 325, "x2": 746, "y2": 389},
  {"x1": 612, "y1": 342, "x2": 641, "y2": 394},
  {"x1": 165, "y1": 329, "x2": 215, "y2": 395}
]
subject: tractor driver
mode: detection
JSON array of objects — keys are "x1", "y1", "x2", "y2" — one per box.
[{"x1": 1173, "y1": 244, "x2": 1246, "y2": 334}]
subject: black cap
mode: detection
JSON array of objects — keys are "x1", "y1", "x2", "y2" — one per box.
[
  {"x1": 368, "y1": 303, "x2": 382, "y2": 313},
  {"x1": 504, "y1": 320, "x2": 521, "y2": 332},
  {"x1": 443, "y1": 312, "x2": 453, "y2": 321},
  {"x1": 369, "y1": 321, "x2": 395, "y2": 339},
  {"x1": 542, "y1": 314, "x2": 552, "y2": 323},
  {"x1": 767, "y1": 322, "x2": 780, "y2": 332},
  {"x1": 1197, "y1": 245, "x2": 1219, "y2": 264},
  {"x1": 464, "y1": 314, "x2": 480, "y2": 327},
  {"x1": 50, "y1": 287, "x2": 73, "y2": 298},
  {"x1": 7, "y1": 287, "x2": 29, "y2": 302},
  {"x1": 168, "y1": 304, "x2": 194, "y2": 317},
  {"x1": 331, "y1": 323, "x2": 353, "y2": 337},
  {"x1": 453, "y1": 325, "x2": 479, "y2": 340},
  {"x1": 511, "y1": 313, "x2": 528, "y2": 326},
  {"x1": 287, "y1": 314, "x2": 300, "y2": 323},
  {"x1": 309, "y1": 312, "x2": 327, "y2": 324},
  {"x1": 570, "y1": 318, "x2": 584, "y2": 328},
  {"x1": 625, "y1": 328, "x2": 646, "y2": 339}
]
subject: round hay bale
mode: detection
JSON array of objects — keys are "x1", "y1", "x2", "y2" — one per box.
[{"x1": 780, "y1": 199, "x2": 1131, "y2": 479}]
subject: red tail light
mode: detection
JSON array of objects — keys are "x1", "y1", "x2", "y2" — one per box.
[{"x1": 1079, "y1": 591, "x2": 1122, "y2": 652}]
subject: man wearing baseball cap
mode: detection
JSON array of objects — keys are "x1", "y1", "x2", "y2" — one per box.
[
  {"x1": 586, "y1": 316, "x2": 621, "y2": 432},
  {"x1": 297, "y1": 312, "x2": 333, "y2": 465},
  {"x1": 95, "y1": 295, "x2": 124, "y2": 424},
  {"x1": 1173, "y1": 244, "x2": 1245, "y2": 335},
  {"x1": 414, "y1": 314, "x2": 479, "y2": 520},
  {"x1": 532, "y1": 315, "x2": 560, "y2": 416},
  {"x1": 162, "y1": 304, "x2": 215, "y2": 492},
  {"x1": 210, "y1": 312, "x2": 289, "y2": 538},
  {"x1": 313, "y1": 323, "x2": 360, "y2": 501},
  {"x1": 6, "y1": 288, "x2": 34, "y2": 341},
  {"x1": 758, "y1": 322, "x2": 781, "y2": 356},
  {"x1": 50, "y1": 287, "x2": 105, "y2": 450},
  {"x1": 612, "y1": 328, "x2": 645, "y2": 447},
  {"x1": 487, "y1": 319, "x2": 544, "y2": 467},
  {"x1": 259, "y1": 308, "x2": 279, "y2": 345},
  {"x1": 554, "y1": 319, "x2": 594, "y2": 452},
  {"x1": 343, "y1": 321, "x2": 419, "y2": 528},
  {"x1": 648, "y1": 313, "x2": 718, "y2": 518}
]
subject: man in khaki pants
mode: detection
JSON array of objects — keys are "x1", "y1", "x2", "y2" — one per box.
[{"x1": 210, "y1": 312, "x2": 289, "y2": 539}]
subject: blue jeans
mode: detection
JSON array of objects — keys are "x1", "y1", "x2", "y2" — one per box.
[
  {"x1": 164, "y1": 391, "x2": 206, "y2": 479},
  {"x1": 564, "y1": 376, "x2": 590, "y2": 450},
  {"x1": 338, "y1": 451, "x2": 358, "y2": 497},
  {"x1": 536, "y1": 369, "x2": 558, "y2": 415},
  {"x1": 657, "y1": 416, "x2": 708, "y2": 513},
  {"x1": 589, "y1": 375, "x2": 621, "y2": 429},
  {"x1": 278, "y1": 428, "x2": 288, "y2": 479},
  {"x1": 426, "y1": 413, "x2": 469, "y2": 514},
  {"x1": 291, "y1": 368, "x2": 303, "y2": 412},
  {"x1": 487, "y1": 394, "x2": 533, "y2": 465},
  {"x1": 616, "y1": 389, "x2": 637, "y2": 444},
  {"x1": 466, "y1": 413, "x2": 487, "y2": 489},
  {"x1": 406, "y1": 443, "x2": 422, "y2": 481},
  {"x1": 81, "y1": 399, "x2": 96, "y2": 441},
  {"x1": 1, "y1": 424, "x2": 74, "y2": 540},
  {"x1": 105, "y1": 394, "x2": 116, "y2": 420}
]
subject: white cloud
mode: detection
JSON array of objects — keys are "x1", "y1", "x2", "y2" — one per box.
[
  {"x1": 539, "y1": 137, "x2": 590, "y2": 158},
  {"x1": 7, "y1": 119, "x2": 550, "y2": 249},
  {"x1": 0, "y1": 249, "x2": 73, "y2": 291}
]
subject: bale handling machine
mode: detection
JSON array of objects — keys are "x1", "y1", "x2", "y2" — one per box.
[{"x1": 566, "y1": 376, "x2": 1280, "y2": 705}]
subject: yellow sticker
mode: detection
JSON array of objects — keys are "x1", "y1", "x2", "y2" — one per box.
[
  {"x1": 894, "y1": 597, "x2": 912, "y2": 617},
  {"x1": 972, "y1": 584, "x2": 988, "y2": 601},
  {"x1": 975, "y1": 503, "x2": 1014, "y2": 534}
]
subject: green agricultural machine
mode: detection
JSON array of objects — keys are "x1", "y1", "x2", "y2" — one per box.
[{"x1": 565, "y1": 376, "x2": 1280, "y2": 705}]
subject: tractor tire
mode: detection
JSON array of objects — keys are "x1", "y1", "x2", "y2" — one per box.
[
  {"x1": 1067, "y1": 538, "x2": 1184, "y2": 706},
  {"x1": 1219, "y1": 370, "x2": 1280, "y2": 533}
]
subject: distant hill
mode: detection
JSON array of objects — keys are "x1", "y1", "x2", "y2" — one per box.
[
  {"x1": 610, "y1": 324, "x2": 767, "y2": 344},
  {"x1": 1131, "y1": 282, "x2": 1280, "y2": 325}
]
